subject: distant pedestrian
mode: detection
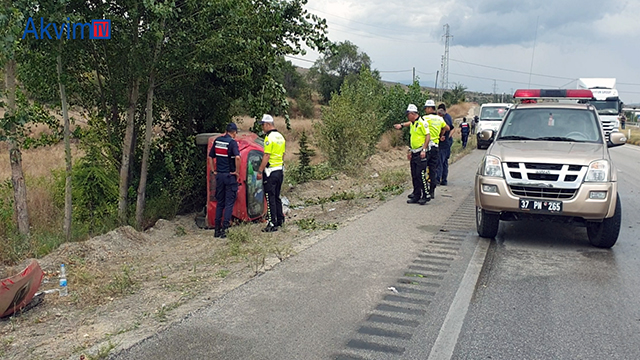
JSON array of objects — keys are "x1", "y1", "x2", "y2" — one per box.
[
  {"x1": 394, "y1": 104, "x2": 430, "y2": 205},
  {"x1": 256, "y1": 114, "x2": 286, "y2": 232},
  {"x1": 436, "y1": 104, "x2": 454, "y2": 186},
  {"x1": 422, "y1": 100, "x2": 449, "y2": 199},
  {"x1": 620, "y1": 113, "x2": 627, "y2": 129},
  {"x1": 209, "y1": 123, "x2": 241, "y2": 238},
  {"x1": 460, "y1": 117, "x2": 470, "y2": 149}
]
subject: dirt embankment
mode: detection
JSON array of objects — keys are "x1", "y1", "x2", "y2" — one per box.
[{"x1": 0, "y1": 146, "x2": 410, "y2": 360}]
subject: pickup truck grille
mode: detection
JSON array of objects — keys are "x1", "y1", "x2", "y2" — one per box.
[
  {"x1": 509, "y1": 186, "x2": 577, "y2": 199},
  {"x1": 504, "y1": 162, "x2": 588, "y2": 193}
]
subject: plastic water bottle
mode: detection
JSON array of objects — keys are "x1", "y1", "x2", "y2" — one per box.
[{"x1": 59, "y1": 264, "x2": 68, "y2": 296}]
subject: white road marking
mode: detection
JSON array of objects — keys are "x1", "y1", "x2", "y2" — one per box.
[{"x1": 428, "y1": 237, "x2": 491, "y2": 360}]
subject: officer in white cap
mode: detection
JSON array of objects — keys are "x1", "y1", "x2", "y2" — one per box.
[
  {"x1": 422, "y1": 100, "x2": 449, "y2": 199},
  {"x1": 394, "y1": 104, "x2": 431, "y2": 205},
  {"x1": 256, "y1": 114, "x2": 286, "y2": 232}
]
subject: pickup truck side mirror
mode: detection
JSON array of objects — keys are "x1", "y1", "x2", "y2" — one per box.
[{"x1": 608, "y1": 132, "x2": 627, "y2": 148}]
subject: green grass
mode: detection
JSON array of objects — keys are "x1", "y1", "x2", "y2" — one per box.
[{"x1": 294, "y1": 218, "x2": 338, "y2": 231}]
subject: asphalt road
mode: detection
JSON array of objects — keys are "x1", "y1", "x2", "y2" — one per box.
[
  {"x1": 113, "y1": 149, "x2": 487, "y2": 360},
  {"x1": 112, "y1": 144, "x2": 640, "y2": 360},
  {"x1": 452, "y1": 144, "x2": 640, "y2": 360}
]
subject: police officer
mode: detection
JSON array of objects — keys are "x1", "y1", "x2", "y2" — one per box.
[
  {"x1": 394, "y1": 104, "x2": 430, "y2": 205},
  {"x1": 423, "y1": 100, "x2": 449, "y2": 199},
  {"x1": 460, "y1": 117, "x2": 470, "y2": 149},
  {"x1": 256, "y1": 114, "x2": 286, "y2": 232},
  {"x1": 208, "y1": 123, "x2": 241, "y2": 238},
  {"x1": 436, "y1": 104, "x2": 454, "y2": 186}
]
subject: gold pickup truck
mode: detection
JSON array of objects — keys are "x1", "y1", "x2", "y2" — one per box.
[{"x1": 475, "y1": 89, "x2": 627, "y2": 248}]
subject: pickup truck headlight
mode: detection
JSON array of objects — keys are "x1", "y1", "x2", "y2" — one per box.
[
  {"x1": 482, "y1": 155, "x2": 503, "y2": 178},
  {"x1": 584, "y1": 160, "x2": 609, "y2": 182}
]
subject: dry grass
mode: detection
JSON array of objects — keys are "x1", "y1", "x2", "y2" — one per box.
[
  {"x1": 448, "y1": 102, "x2": 474, "y2": 120},
  {"x1": 626, "y1": 126, "x2": 640, "y2": 145},
  {"x1": 0, "y1": 142, "x2": 83, "y2": 180},
  {"x1": 377, "y1": 130, "x2": 404, "y2": 152},
  {"x1": 235, "y1": 115, "x2": 324, "y2": 165}
]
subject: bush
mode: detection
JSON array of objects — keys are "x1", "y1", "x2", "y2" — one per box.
[
  {"x1": 293, "y1": 131, "x2": 315, "y2": 183},
  {"x1": 315, "y1": 67, "x2": 385, "y2": 173},
  {"x1": 297, "y1": 90, "x2": 315, "y2": 119}
]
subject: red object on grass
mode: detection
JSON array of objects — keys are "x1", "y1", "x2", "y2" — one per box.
[{"x1": 0, "y1": 259, "x2": 43, "y2": 317}]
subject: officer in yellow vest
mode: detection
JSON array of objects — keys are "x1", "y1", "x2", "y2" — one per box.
[
  {"x1": 256, "y1": 114, "x2": 286, "y2": 232},
  {"x1": 394, "y1": 104, "x2": 431, "y2": 205},
  {"x1": 422, "y1": 100, "x2": 450, "y2": 199}
]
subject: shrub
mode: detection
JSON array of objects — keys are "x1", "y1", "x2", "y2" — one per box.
[
  {"x1": 297, "y1": 89, "x2": 315, "y2": 119},
  {"x1": 293, "y1": 131, "x2": 315, "y2": 183},
  {"x1": 315, "y1": 67, "x2": 385, "y2": 173}
]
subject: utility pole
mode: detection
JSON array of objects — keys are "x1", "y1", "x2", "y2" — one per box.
[
  {"x1": 493, "y1": 80, "x2": 498, "y2": 102},
  {"x1": 441, "y1": 24, "x2": 452, "y2": 93},
  {"x1": 413, "y1": 67, "x2": 415, "y2": 83},
  {"x1": 434, "y1": 70, "x2": 439, "y2": 100}
]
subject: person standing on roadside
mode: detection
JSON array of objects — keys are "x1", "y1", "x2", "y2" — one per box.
[
  {"x1": 256, "y1": 114, "x2": 286, "y2": 232},
  {"x1": 423, "y1": 100, "x2": 449, "y2": 199},
  {"x1": 436, "y1": 104, "x2": 454, "y2": 186},
  {"x1": 460, "y1": 117, "x2": 470, "y2": 149},
  {"x1": 394, "y1": 104, "x2": 431, "y2": 205},
  {"x1": 209, "y1": 123, "x2": 241, "y2": 238}
]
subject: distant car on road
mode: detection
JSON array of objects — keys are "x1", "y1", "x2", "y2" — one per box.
[
  {"x1": 476, "y1": 103, "x2": 512, "y2": 149},
  {"x1": 475, "y1": 89, "x2": 627, "y2": 248}
]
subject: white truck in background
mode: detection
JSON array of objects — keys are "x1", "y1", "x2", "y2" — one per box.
[{"x1": 576, "y1": 78, "x2": 622, "y2": 139}]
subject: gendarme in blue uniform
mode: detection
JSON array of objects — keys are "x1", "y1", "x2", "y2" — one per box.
[{"x1": 209, "y1": 131, "x2": 240, "y2": 234}]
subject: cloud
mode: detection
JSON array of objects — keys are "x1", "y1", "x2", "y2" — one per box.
[{"x1": 437, "y1": 0, "x2": 627, "y2": 47}]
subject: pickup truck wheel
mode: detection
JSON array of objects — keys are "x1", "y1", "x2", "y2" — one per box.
[
  {"x1": 476, "y1": 206, "x2": 499, "y2": 238},
  {"x1": 586, "y1": 194, "x2": 622, "y2": 248}
]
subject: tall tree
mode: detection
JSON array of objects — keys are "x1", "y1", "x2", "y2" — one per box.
[
  {"x1": 136, "y1": 3, "x2": 172, "y2": 230},
  {"x1": 1, "y1": 3, "x2": 29, "y2": 236},
  {"x1": 309, "y1": 40, "x2": 373, "y2": 103}
]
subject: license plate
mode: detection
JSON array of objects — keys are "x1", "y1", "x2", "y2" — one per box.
[{"x1": 519, "y1": 198, "x2": 563, "y2": 213}]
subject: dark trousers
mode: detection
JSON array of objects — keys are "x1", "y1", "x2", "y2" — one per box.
[
  {"x1": 438, "y1": 142, "x2": 451, "y2": 182},
  {"x1": 461, "y1": 133, "x2": 469, "y2": 148},
  {"x1": 427, "y1": 147, "x2": 439, "y2": 195},
  {"x1": 410, "y1": 152, "x2": 429, "y2": 200},
  {"x1": 264, "y1": 169, "x2": 284, "y2": 226},
  {"x1": 215, "y1": 173, "x2": 238, "y2": 229}
]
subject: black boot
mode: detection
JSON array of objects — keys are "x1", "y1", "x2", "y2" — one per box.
[
  {"x1": 219, "y1": 227, "x2": 227, "y2": 239},
  {"x1": 214, "y1": 226, "x2": 221, "y2": 238},
  {"x1": 262, "y1": 223, "x2": 278, "y2": 232}
]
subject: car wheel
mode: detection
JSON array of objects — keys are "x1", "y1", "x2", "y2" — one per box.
[
  {"x1": 476, "y1": 206, "x2": 499, "y2": 238},
  {"x1": 586, "y1": 194, "x2": 622, "y2": 248}
]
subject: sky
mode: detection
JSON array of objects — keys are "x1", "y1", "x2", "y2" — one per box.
[{"x1": 288, "y1": 0, "x2": 640, "y2": 104}]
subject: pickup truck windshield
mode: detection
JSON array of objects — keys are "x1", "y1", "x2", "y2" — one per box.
[
  {"x1": 497, "y1": 108, "x2": 602, "y2": 143},
  {"x1": 480, "y1": 106, "x2": 510, "y2": 120}
]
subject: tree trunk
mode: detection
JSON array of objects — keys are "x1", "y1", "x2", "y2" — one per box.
[
  {"x1": 4, "y1": 59, "x2": 30, "y2": 236},
  {"x1": 135, "y1": 23, "x2": 164, "y2": 230},
  {"x1": 118, "y1": 79, "x2": 140, "y2": 224},
  {"x1": 57, "y1": 54, "x2": 72, "y2": 242},
  {"x1": 135, "y1": 71, "x2": 155, "y2": 230}
]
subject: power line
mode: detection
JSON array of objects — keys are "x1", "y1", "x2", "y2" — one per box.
[
  {"x1": 449, "y1": 59, "x2": 574, "y2": 80},
  {"x1": 285, "y1": 55, "x2": 315, "y2": 64},
  {"x1": 328, "y1": 23, "x2": 438, "y2": 45},
  {"x1": 306, "y1": 7, "x2": 413, "y2": 36},
  {"x1": 449, "y1": 72, "x2": 560, "y2": 88},
  {"x1": 378, "y1": 69, "x2": 413, "y2": 73}
]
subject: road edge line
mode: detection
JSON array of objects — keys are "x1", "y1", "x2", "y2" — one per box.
[{"x1": 427, "y1": 237, "x2": 491, "y2": 360}]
